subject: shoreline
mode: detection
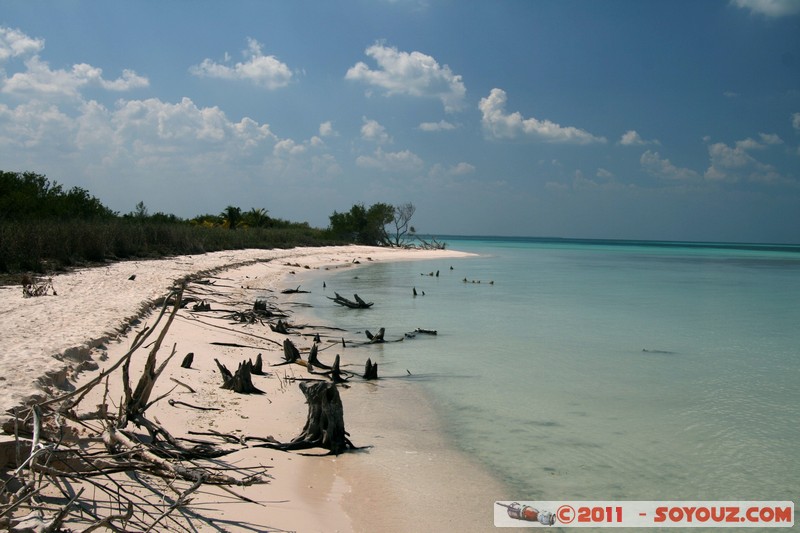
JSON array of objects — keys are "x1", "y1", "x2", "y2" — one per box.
[{"x1": 1, "y1": 245, "x2": 514, "y2": 532}]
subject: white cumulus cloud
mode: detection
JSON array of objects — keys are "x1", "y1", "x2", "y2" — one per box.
[
  {"x1": 0, "y1": 27, "x2": 148, "y2": 99},
  {"x1": 361, "y1": 117, "x2": 392, "y2": 144},
  {"x1": 319, "y1": 121, "x2": 338, "y2": 137},
  {"x1": 346, "y1": 43, "x2": 466, "y2": 113},
  {"x1": 419, "y1": 120, "x2": 456, "y2": 132},
  {"x1": 641, "y1": 150, "x2": 700, "y2": 181},
  {"x1": 792, "y1": 112, "x2": 800, "y2": 130},
  {"x1": 356, "y1": 147, "x2": 423, "y2": 172},
  {"x1": 619, "y1": 130, "x2": 659, "y2": 146},
  {"x1": 190, "y1": 38, "x2": 293, "y2": 89},
  {"x1": 704, "y1": 138, "x2": 785, "y2": 183},
  {"x1": 479, "y1": 88, "x2": 606, "y2": 144},
  {"x1": 0, "y1": 26, "x2": 44, "y2": 60},
  {"x1": 730, "y1": 0, "x2": 800, "y2": 17},
  {"x1": 596, "y1": 168, "x2": 614, "y2": 179}
]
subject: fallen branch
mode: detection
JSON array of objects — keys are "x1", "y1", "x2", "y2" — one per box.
[
  {"x1": 168, "y1": 399, "x2": 221, "y2": 411},
  {"x1": 327, "y1": 292, "x2": 373, "y2": 309}
]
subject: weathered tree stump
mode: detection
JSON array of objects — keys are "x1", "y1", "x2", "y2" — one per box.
[
  {"x1": 276, "y1": 381, "x2": 356, "y2": 455},
  {"x1": 329, "y1": 354, "x2": 348, "y2": 384},
  {"x1": 307, "y1": 343, "x2": 330, "y2": 370},
  {"x1": 180, "y1": 352, "x2": 194, "y2": 369},
  {"x1": 214, "y1": 359, "x2": 264, "y2": 394},
  {"x1": 283, "y1": 339, "x2": 301, "y2": 363},
  {"x1": 270, "y1": 319, "x2": 291, "y2": 334},
  {"x1": 363, "y1": 358, "x2": 379, "y2": 380},
  {"x1": 365, "y1": 328, "x2": 386, "y2": 343},
  {"x1": 251, "y1": 353, "x2": 266, "y2": 375}
]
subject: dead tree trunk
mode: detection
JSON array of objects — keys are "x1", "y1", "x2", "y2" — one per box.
[
  {"x1": 180, "y1": 352, "x2": 194, "y2": 369},
  {"x1": 120, "y1": 288, "x2": 183, "y2": 428},
  {"x1": 214, "y1": 359, "x2": 264, "y2": 394},
  {"x1": 283, "y1": 339, "x2": 301, "y2": 363},
  {"x1": 270, "y1": 319, "x2": 291, "y2": 334},
  {"x1": 329, "y1": 354, "x2": 348, "y2": 384},
  {"x1": 328, "y1": 292, "x2": 374, "y2": 308},
  {"x1": 251, "y1": 353, "x2": 266, "y2": 375},
  {"x1": 363, "y1": 358, "x2": 379, "y2": 380},
  {"x1": 365, "y1": 328, "x2": 386, "y2": 343},
  {"x1": 274, "y1": 381, "x2": 356, "y2": 455},
  {"x1": 307, "y1": 343, "x2": 331, "y2": 370}
]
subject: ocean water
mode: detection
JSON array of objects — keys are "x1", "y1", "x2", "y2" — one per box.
[{"x1": 300, "y1": 237, "x2": 800, "y2": 504}]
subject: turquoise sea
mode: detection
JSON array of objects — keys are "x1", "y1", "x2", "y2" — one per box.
[{"x1": 302, "y1": 236, "x2": 800, "y2": 506}]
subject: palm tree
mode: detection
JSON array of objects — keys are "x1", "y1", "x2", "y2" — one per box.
[
  {"x1": 221, "y1": 205, "x2": 242, "y2": 230},
  {"x1": 243, "y1": 207, "x2": 271, "y2": 228}
]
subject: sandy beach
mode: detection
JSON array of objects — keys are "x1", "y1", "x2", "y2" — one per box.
[{"x1": 1, "y1": 246, "x2": 515, "y2": 532}]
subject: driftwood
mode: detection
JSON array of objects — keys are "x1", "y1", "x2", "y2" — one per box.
[
  {"x1": 281, "y1": 286, "x2": 310, "y2": 294},
  {"x1": 259, "y1": 381, "x2": 357, "y2": 455},
  {"x1": 318, "y1": 354, "x2": 348, "y2": 384},
  {"x1": 21, "y1": 275, "x2": 57, "y2": 297},
  {"x1": 192, "y1": 300, "x2": 211, "y2": 311},
  {"x1": 363, "y1": 358, "x2": 379, "y2": 380},
  {"x1": 328, "y1": 292, "x2": 373, "y2": 309},
  {"x1": 307, "y1": 343, "x2": 331, "y2": 371},
  {"x1": 271, "y1": 340, "x2": 348, "y2": 384},
  {"x1": 253, "y1": 297, "x2": 288, "y2": 318},
  {"x1": 282, "y1": 338, "x2": 301, "y2": 363},
  {"x1": 120, "y1": 289, "x2": 184, "y2": 429},
  {"x1": 180, "y1": 351, "x2": 194, "y2": 368},
  {"x1": 251, "y1": 353, "x2": 267, "y2": 375},
  {"x1": 270, "y1": 319, "x2": 291, "y2": 334},
  {"x1": 363, "y1": 327, "x2": 403, "y2": 344},
  {"x1": 1, "y1": 287, "x2": 270, "y2": 531},
  {"x1": 365, "y1": 328, "x2": 385, "y2": 343},
  {"x1": 214, "y1": 358, "x2": 264, "y2": 394}
]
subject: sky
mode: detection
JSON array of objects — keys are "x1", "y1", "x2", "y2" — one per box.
[{"x1": 1, "y1": 0, "x2": 799, "y2": 243}]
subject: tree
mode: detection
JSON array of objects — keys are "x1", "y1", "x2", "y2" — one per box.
[
  {"x1": 242, "y1": 207, "x2": 271, "y2": 228},
  {"x1": 0, "y1": 170, "x2": 115, "y2": 220},
  {"x1": 132, "y1": 201, "x2": 149, "y2": 219},
  {"x1": 390, "y1": 203, "x2": 416, "y2": 246},
  {"x1": 328, "y1": 202, "x2": 394, "y2": 245},
  {"x1": 221, "y1": 205, "x2": 242, "y2": 230}
]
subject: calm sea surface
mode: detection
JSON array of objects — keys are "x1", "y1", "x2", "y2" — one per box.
[{"x1": 301, "y1": 237, "x2": 800, "y2": 504}]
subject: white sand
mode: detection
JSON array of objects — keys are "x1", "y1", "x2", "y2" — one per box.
[{"x1": 1, "y1": 246, "x2": 515, "y2": 532}]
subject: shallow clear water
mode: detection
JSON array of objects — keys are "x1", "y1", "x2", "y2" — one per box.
[{"x1": 300, "y1": 237, "x2": 800, "y2": 503}]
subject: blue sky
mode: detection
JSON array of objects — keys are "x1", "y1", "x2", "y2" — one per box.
[{"x1": 1, "y1": 0, "x2": 799, "y2": 243}]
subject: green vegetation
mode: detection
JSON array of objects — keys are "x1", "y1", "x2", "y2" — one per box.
[
  {"x1": 0, "y1": 171, "x2": 338, "y2": 274},
  {"x1": 0, "y1": 170, "x2": 423, "y2": 275},
  {"x1": 327, "y1": 202, "x2": 417, "y2": 246}
]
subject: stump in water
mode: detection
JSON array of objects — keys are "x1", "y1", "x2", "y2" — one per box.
[
  {"x1": 363, "y1": 358, "x2": 379, "y2": 380},
  {"x1": 328, "y1": 292, "x2": 374, "y2": 309},
  {"x1": 365, "y1": 328, "x2": 385, "y2": 343},
  {"x1": 282, "y1": 381, "x2": 356, "y2": 455}
]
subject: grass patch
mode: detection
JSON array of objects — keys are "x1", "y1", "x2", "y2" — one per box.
[{"x1": 0, "y1": 219, "x2": 342, "y2": 275}]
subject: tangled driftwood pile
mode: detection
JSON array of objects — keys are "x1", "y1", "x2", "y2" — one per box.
[
  {"x1": 1, "y1": 288, "x2": 268, "y2": 532},
  {"x1": 2, "y1": 272, "x2": 441, "y2": 530}
]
